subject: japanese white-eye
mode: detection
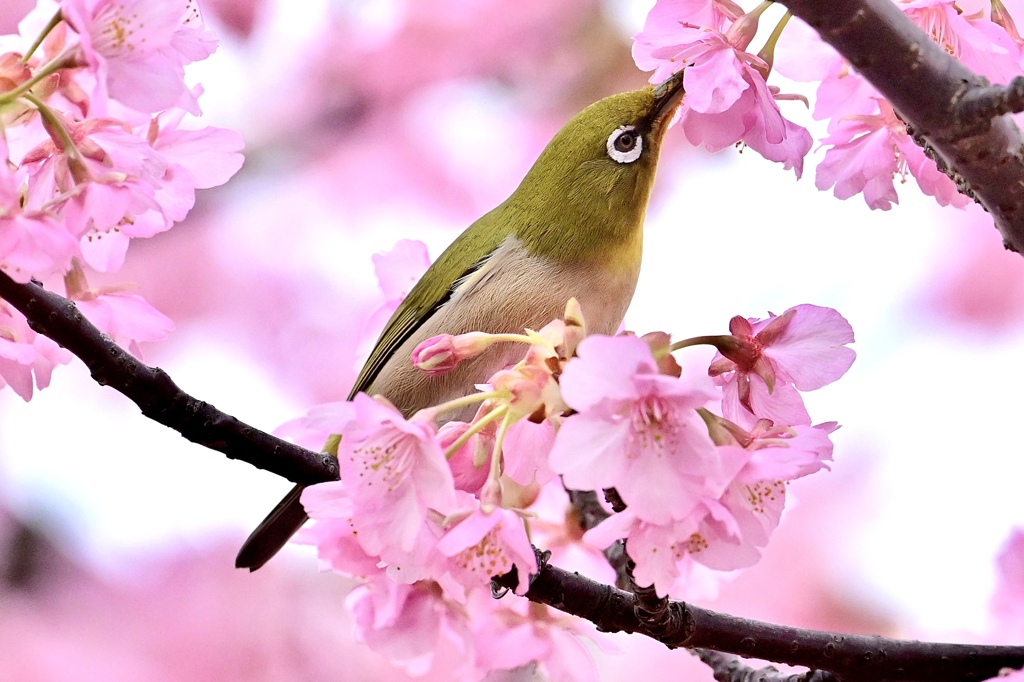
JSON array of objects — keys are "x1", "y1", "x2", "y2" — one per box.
[{"x1": 236, "y1": 72, "x2": 686, "y2": 570}]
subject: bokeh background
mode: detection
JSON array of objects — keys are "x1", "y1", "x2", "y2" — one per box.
[{"x1": 1, "y1": 0, "x2": 1023, "y2": 679}]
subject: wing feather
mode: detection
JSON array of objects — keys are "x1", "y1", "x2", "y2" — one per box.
[{"x1": 347, "y1": 210, "x2": 509, "y2": 399}]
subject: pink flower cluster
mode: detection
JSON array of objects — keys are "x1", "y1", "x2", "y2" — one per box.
[
  {"x1": 634, "y1": 0, "x2": 1024, "y2": 209},
  {"x1": 294, "y1": 285, "x2": 855, "y2": 677},
  {"x1": 633, "y1": 0, "x2": 812, "y2": 176},
  {"x1": 0, "y1": 0, "x2": 243, "y2": 398}
]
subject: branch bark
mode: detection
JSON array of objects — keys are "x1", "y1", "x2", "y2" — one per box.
[
  {"x1": 779, "y1": 0, "x2": 1024, "y2": 253},
  {"x1": 0, "y1": 273, "x2": 337, "y2": 487},
  {"x1": 495, "y1": 558, "x2": 1024, "y2": 682}
]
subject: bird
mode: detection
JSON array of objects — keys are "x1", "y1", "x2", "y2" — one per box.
[{"x1": 236, "y1": 71, "x2": 687, "y2": 571}]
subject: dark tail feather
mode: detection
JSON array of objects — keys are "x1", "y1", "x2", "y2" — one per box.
[{"x1": 235, "y1": 484, "x2": 309, "y2": 571}]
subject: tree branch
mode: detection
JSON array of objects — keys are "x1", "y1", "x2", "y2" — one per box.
[
  {"x1": 0, "y1": 272, "x2": 338, "y2": 486},
  {"x1": 3, "y1": 272, "x2": 1022, "y2": 680},
  {"x1": 689, "y1": 649, "x2": 838, "y2": 682},
  {"x1": 779, "y1": 0, "x2": 1024, "y2": 253},
  {"x1": 495, "y1": 557, "x2": 1024, "y2": 682}
]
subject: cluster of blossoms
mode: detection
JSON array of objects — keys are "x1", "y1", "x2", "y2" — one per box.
[
  {"x1": 633, "y1": 0, "x2": 1024, "y2": 209},
  {"x1": 292, "y1": 242, "x2": 855, "y2": 679},
  {"x1": 0, "y1": 0, "x2": 243, "y2": 398}
]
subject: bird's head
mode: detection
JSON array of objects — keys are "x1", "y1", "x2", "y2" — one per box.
[{"x1": 511, "y1": 71, "x2": 686, "y2": 260}]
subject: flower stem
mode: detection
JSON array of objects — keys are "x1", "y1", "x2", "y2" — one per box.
[
  {"x1": 759, "y1": 9, "x2": 793, "y2": 70},
  {"x1": 1, "y1": 47, "x2": 78, "y2": 106},
  {"x1": 444, "y1": 404, "x2": 507, "y2": 459},
  {"x1": 669, "y1": 334, "x2": 731, "y2": 353},
  {"x1": 432, "y1": 389, "x2": 504, "y2": 419},
  {"x1": 23, "y1": 92, "x2": 89, "y2": 183},
  {"x1": 22, "y1": 10, "x2": 63, "y2": 63}
]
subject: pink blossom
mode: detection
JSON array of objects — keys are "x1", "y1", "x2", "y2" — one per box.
[
  {"x1": 61, "y1": 0, "x2": 217, "y2": 114},
  {"x1": 550, "y1": 334, "x2": 722, "y2": 525},
  {"x1": 144, "y1": 107, "x2": 245, "y2": 223},
  {"x1": 815, "y1": 100, "x2": 970, "y2": 210},
  {"x1": 633, "y1": 4, "x2": 811, "y2": 175},
  {"x1": 526, "y1": 481, "x2": 618, "y2": 586},
  {"x1": 469, "y1": 595, "x2": 604, "y2": 682},
  {"x1": 294, "y1": 481, "x2": 382, "y2": 578},
  {"x1": 373, "y1": 238, "x2": 432, "y2": 302},
  {"x1": 587, "y1": 509, "x2": 699, "y2": 597},
  {"x1": 688, "y1": 422, "x2": 835, "y2": 570},
  {"x1": 347, "y1": 578, "x2": 473, "y2": 679},
  {"x1": 689, "y1": 479, "x2": 784, "y2": 570},
  {"x1": 501, "y1": 417, "x2": 557, "y2": 488},
  {"x1": 991, "y1": 527, "x2": 1024, "y2": 638},
  {"x1": 333, "y1": 393, "x2": 457, "y2": 583},
  {"x1": 21, "y1": 116, "x2": 169, "y2": 271},
  {"x1": 75, "y1": 290, "x2": 173, "y2": 357},
  {"x1": 0, "y1": 137, "x2": 78, "y2": 281},
  {"x1": 709, "y1": 304, "x2": 855, "y2": 426},
  {"x1": 632, "y1": 0, "x2": 742, "y2": 82},
  {"x1": 437, "y1": 420, "x2": 490, "y2": 493},
  {"x1": 436, "y1": 496, "x2": 537, "y2": 594},
  {"x1": 0, "y1": 302, "x2": 72, "y2": 401},
  {"x1": 741, "y1": 421, "x2": 837, "y2": 482},
  {"x1": 354, "y1": 239, "x2": 431, "y2": 371},
  {"x1": 679, "y1": 33, "x2": 810, "y2": 174},
  {"x1": 902, "y1": 0, "x2": 1023, "y2": 85}
]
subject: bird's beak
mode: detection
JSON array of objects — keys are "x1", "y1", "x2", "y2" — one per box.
[{"x1": 649, "y1": 70, "x2": 686, "y2": 125}]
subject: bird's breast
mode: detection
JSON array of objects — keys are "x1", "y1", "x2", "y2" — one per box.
[{"x1": 368, "y1": 234, "x2": 642, "y2": 419}]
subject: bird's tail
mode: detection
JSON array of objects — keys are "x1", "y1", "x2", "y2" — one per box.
[{"x1": 235, "y1": 484, "x2": 309, "y2": 571}]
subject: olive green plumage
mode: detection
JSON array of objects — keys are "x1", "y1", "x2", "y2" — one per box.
[{"x1": 236, "y1": 73, "x2": 686, "y2": 571}]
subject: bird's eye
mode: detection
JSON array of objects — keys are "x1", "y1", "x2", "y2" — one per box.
[{"x1": 606, "y1": 125, "x2": 643, "y2": 164}]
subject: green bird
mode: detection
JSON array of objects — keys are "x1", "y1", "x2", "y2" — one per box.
[{"x1": 236, "y1": 72, "x2": 686, "y2": 571}]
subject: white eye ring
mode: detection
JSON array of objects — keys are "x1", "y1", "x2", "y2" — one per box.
[{"x1": 606, "y1": 125, "x2": 643, "y2": 164}]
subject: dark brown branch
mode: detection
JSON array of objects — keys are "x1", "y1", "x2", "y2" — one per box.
[
  {"x1": 494, "y1": 558, "x2": 1024, "y2": 682},
  {"x1": 690, "y1": 649, "x2": 838, "y2": 682},
  {"x1": 0, "y1": 273, "x2": 338, "y2": 486},
  {"x1": 958, "y1": 76, "x2": 1024, "y2": 129},
  {"x1": 779, "y1": 0, "x2": 1024, "y2": 253}
]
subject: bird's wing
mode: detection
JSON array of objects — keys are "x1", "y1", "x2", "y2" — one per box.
[{"x1": 347, "y1": 212, "x2": 508, "y2": 399}]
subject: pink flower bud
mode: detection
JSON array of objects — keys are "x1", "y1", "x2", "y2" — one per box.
[{"x1": 411, "y1": 332, "x2": 492, "y2": 375}]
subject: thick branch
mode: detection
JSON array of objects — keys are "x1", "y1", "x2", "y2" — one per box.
[
  {"x1": 0, "y1": 273, "x2": 338, "y2": 486},
  {"x1": 780, "y1": 0, "x2": 1024, "y2": 253},
  {"x1": 496, "y1": 559, "x2": 1024, "y2": 682}
]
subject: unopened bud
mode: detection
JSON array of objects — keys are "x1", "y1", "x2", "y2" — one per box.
[{"x1": 411, "y1": 331, "x2": 492, "y2": 375}]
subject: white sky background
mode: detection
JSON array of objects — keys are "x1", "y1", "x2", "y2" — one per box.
[{"x1": 1, "y1": 0, "x2": 1022, "y2": 641}]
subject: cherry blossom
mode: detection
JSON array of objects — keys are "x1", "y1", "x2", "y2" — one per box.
[
  {"x1": 709, "y1": 304, "x2": 855, "y2": 426},
  {"x1": 815, "y1": 100, "x2": 970, "y2": 210},
  {"x1": 0, "y1": 137, "x2": 78, "y2": 281},
  {"x1": 60, "y1": 0, "x2": 217, "y2": 114},
  {"x1": 355, "y1": 239, "x2": 431, "y2": 371},
  {"x1": 330, "y1": 393, "x2": 457, "y2": 583},
  {"x1": 346, "y1": 578, "x2": 473, "y2": 679},
  {"x1": 634, "y1": 1, "x2": 812, "y2": 174},
  {"x1": 295, "y1": 481, "x2": 382, "y2": 578},
  {"x1": 435, "y1": 495, "x2": 537, "y2": 595},
  {"x1": 0, "y1": 300, "x2": 71, "y2": 400},
  {"x1": 550, "y1": 334, "x2": 722, "y2": 525}
]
